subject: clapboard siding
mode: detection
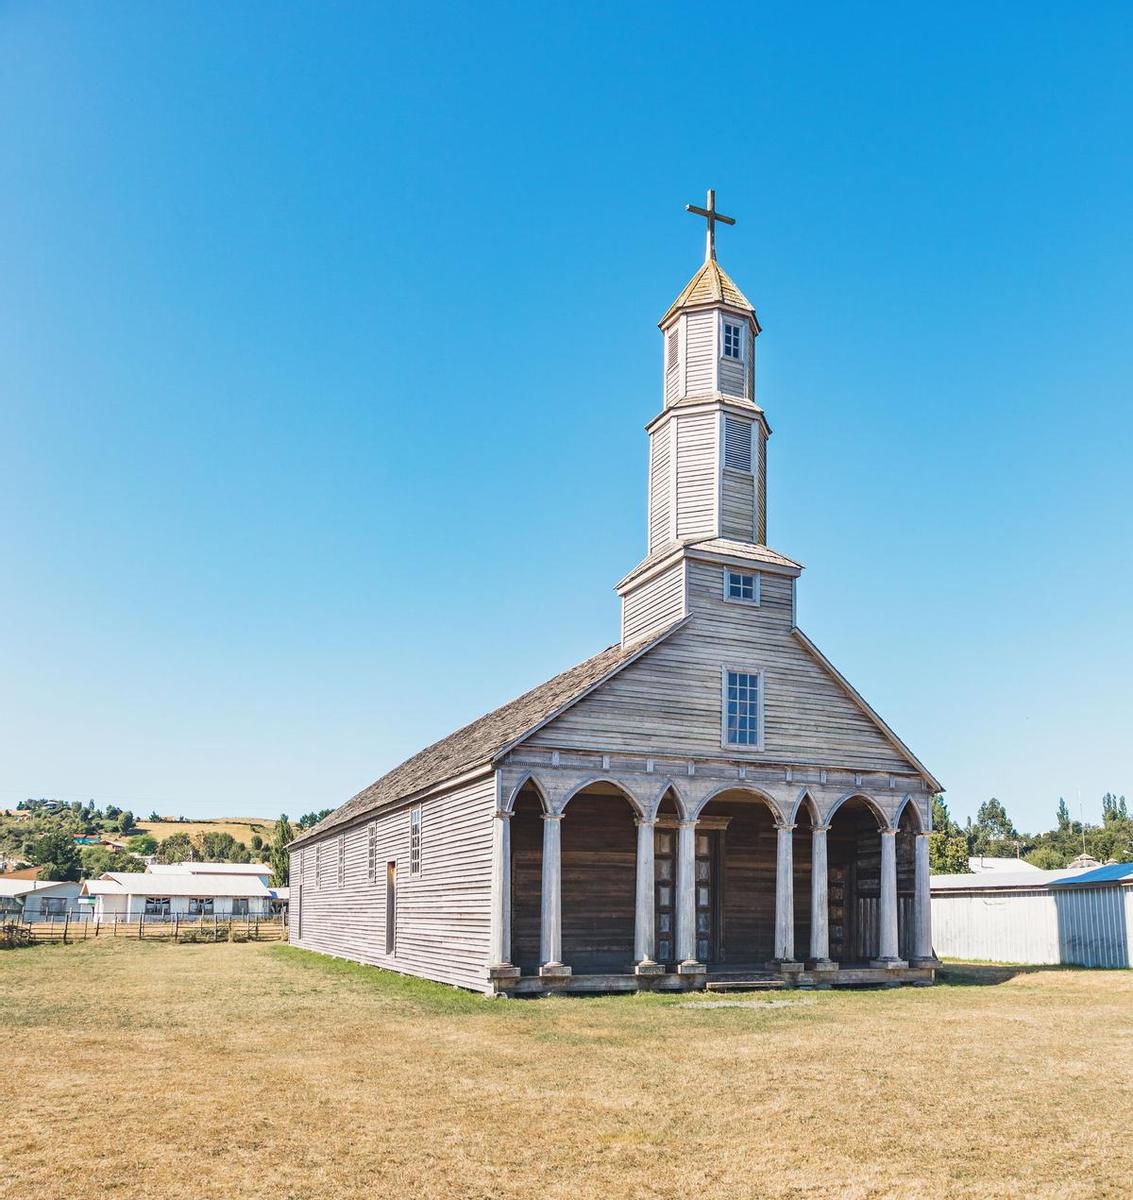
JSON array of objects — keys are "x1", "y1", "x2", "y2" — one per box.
[
  {"x1": 719, "y1": 343, "x2": 746, "y2": 399},
  {"x1": 621, "y1": 560, "x2": 686, "y2": 644},
  {"x1": 674, "y1": 412, "x2": 718, "y2": 539},
  {"x1": 721, "y1": 469, "x2": 755, "y2": 541},
  {"x1": 288, "y1": 774, "x2": 496, "y2": 993},
  {"x1": 529, "y1": 560, "x2": 914, "y2": 772},
  {"x1": 684, "y1": 310, "x2": 716, "y2": 394},
  {"x1": 647, "y1": 423, "x2": 672, "y2": 552},
  {"x1": 756, "y1": 429, "x2": 767, "y2": 542}
]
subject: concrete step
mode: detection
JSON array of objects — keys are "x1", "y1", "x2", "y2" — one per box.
[{"x1": 704, "y1": 977, "x2": 786, "y2": 992}]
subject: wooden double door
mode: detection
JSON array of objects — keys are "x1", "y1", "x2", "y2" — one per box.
[{"x1": 653, "y1": 824, "x2": 720, "y2": 965}]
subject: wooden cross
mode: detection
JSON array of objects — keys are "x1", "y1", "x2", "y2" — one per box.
[{"x1": 685, "y1": 189, "x2": 735, "y2": 262}]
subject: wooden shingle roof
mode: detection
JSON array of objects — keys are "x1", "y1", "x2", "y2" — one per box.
[
  {"x1": 290, "y1": 618, "x2": 689, "y2": 847},
  {"x1": 659, "y1": 259, "x2": 757, "y2": 327}
]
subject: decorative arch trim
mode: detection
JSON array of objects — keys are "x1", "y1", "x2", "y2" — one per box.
[
  {"x1": 825, "y1": 790, "x2": 890, "y2": 831},
  {"x1": 692, "y1": 783, "x2": 786, "y2": 824}
]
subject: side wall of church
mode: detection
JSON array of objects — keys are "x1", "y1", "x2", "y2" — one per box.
[
  {"x1": 289, "y1": 774, "x2": 496, "y2": 993},
  {"x1": 621, "y1": 559, "x2": 687, "y2": 644}
]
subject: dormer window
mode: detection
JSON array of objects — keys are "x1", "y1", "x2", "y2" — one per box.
[
  {"x1": 725, "y1": 569, "x2": 760, "y2": 605},
  {"x1": 722, "y1": 321, "x2": 743, "y2": 360}
]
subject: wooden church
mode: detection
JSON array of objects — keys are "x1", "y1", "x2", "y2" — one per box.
[{"x1": 289, "y1": 193, "x2": 942, "y2": 994}]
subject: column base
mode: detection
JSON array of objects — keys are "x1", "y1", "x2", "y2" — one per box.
[
  {"x1": 488, "y1": 963, "x2": 521, "y2": 983},
  {"x1": 910, "y1": 956, "x2": 941, "y2": 969},
  {"x1": 869, "y1": 957, "x2": 909, "y2": 970},
  {"x1": 634, "y1": 959, "x2": 665, "y2": 978},
  {"x1": 676, "y1": 959, "x2": 705, "y2": 978},
  {"x1": 807, "y1": 958, "x2": 838, "y2": 973},
  {"x1": 538, "y1": 962, "x2": 572, "y2": 981}
]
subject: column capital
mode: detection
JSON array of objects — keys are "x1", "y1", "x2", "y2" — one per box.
[
  {"x1": 494, "y1": 809, "x2": 513, "y2": 821},
  {"x1": 812, "y1": 823, "x2": 832, "y2": 834},
  {"x1": 634, "y1": 816, "x2": 657, "y2": 828},
  {"x1": 775, "y1": 821, "x2": 797, "y2": 833},
  {"x1": 541, "y1": 811, "x2": 564, "y2": 822},
  {"x1": 880, "y1": 827, "x2": 897, "y2": 838},
  {"x1": 914, "y1": 830, "x2": 932, "y2": 839},
  {"x1": 677, "y1": 818, "x2": 698, "y2": 829}
]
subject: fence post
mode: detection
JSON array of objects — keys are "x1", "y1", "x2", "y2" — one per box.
[
  {"x1": 113, "y1": 916, "x2": 118, "y2": 938},
  {"x1": 49, "y1": 914, "x2": 55, "y2": 940},
  {"x1": 213, "y1": 914, "x2": 218, "y2": 942},
  {"x1": 173, "y1": 912, "x2": 179, "y2": 943},
  {"x1": 139, "y1": 911, "x2": 144, "y2": 939},
  {"x1": 62, "y1": 911, "x2": 70, "y2": 945}
]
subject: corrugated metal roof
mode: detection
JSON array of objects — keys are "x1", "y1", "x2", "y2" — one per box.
[
  {"x1": 1049, "y1": 863, "x2": 1133, "y2": 887},
  {"x1": 146, "y1": 862, "x2": 270, "y2": 876},
  {"x1": 0, "y1": 878, "x2": 79, "y2": 898},
  {"x1": 931, "y1": 868, "x2": 1093, "y2": 891},
  {"x1": 83, "y1": 872, "x2": 272, "y2": 898}
]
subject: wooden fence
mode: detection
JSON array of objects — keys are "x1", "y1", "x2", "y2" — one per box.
[{"x1": 4, "y1": 913, "x2": 289, "y2": 946}]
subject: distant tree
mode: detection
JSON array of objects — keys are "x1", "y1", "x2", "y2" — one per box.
[
  {"x1": 155, "y1": 832, "x2": 196, "y2": 864},
  {"x1": 1056, "y1": 798, "x2": 1071, "y2": 832},
  {"x1": 928, "y1": 795, "x2": 970, "y2": 874},
  {"x1": 29, "y1": 831, "x2": 82, "y2": 881},
  {"x1": 269, "y1": 815, "x2": 293, "y2": 886},
  {"x1": 117, "y1": 810, "x2": 136, "y2": 834},
  {"x1": 104, "y1": 804, "x2": 121, "y2": 821},
  {"x1": 250, "y1": 833, "x2": 263, "y2": 851},
  {"x1": 79, "y1": 846, "x2": 145, "y2": 877},
  {"x1": 125, "y1": 834, "x2": 158, "y2": 855},
  {"x1": 70, "y1": 800, "x2": 83, "y2": 814},
  {"x1": 196, "y1": 832, "x2": 251, "y2": 863},
  {"x1": 296, "y1": 809, "x2": 333, "y2": 832},
  {"x1": 148, "y1": 811, "x2": 161, "y2": 822},
  {"x1": 1025, "y1": 845, "x2": 1067, "y2": 870}
]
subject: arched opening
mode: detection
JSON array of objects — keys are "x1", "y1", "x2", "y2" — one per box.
[
  {"x1": 793, "y1": 797, "x2": 815, "y2": 964},
  {"x1": 651, "y1": 788, "x2": 682, "y2": 967},
  {"x1": 509, "y1": 783, "x2": 545, "y2": 974},
  {"x1": 560, "y1": 782, "x2": 639, "y2": 973},
  {"x1": 827, "y1": 796, "x2": 885, "y2": 964},
  {"x1": 694, "y1": 788, "x2": 782, "y2": 967},
  {"x1": 896, "y1": 802, "x2": 920, "y2": 961}
]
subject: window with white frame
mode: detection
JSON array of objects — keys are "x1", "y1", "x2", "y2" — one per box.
[
  {"x1": 144, "y1": 896, "x2": 170, "y2": 917},
  {"x1": 368, "y1": 822, "x2": 377, "y2": 884},
  {"x1": 338, "y1": 834, "x2": 346, "y2": 887},
  {"x1": 723, "y1": 668, "x2": 763, "y2": 748},
  {"x1": 725, "y1": 569, "x2": 760, "y2": 605},
  {"x1": 188, "y1": 897, "x2": 214, "y2": 916},
  {"x1": 409, "y1": 806, "x2": 422, "y2": 875},
  {"x1": 42, "y1": 896, "x2": 69, "y2": 916},
  {"x1": 722, "y1": 320, "x2": 743, "y2": 360},
  {"x1": 723, "y1": 416, "x2": 752, "y2": 472}
]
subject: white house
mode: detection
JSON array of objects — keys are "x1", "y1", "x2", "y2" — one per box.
[
  {"x1": 81, "y1": 871, "x2": 274, "y2": 921},
  {"x1": 0, "y1": 878, "x2": 83, "y2": 922}
]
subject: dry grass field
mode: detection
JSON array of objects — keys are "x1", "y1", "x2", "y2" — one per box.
[
  {"x1": 134, "y1": 816, "x2": 272, "y2": 844},
  {"x1": 2, "y1": 942, "x2": 1130, "y2": 1200}
]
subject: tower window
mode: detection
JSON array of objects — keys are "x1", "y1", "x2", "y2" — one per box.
[
  {"x1": 722, "y1": 321, "x2": 743, "y2": 360},
  {"x1": 666, "y1": 328, "x2": 678, "y2": 371},
  {"x1": 725, "y1": 569, "x2": 760, "y2": 604},
  {"x1": 723, "y1": 668, "x2": 763, "y2": 748}
]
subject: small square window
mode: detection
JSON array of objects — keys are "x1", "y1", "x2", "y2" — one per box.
[{"x1": 725, "y1": 570, "x2": 760, "y2": 604}]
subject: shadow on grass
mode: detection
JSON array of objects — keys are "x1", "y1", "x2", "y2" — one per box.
[{"x1": 935, "y1": 961, "x2": 1089, "y2": 987}]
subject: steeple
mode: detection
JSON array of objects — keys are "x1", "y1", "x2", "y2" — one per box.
[{"x1": 616, "y1": 191, "x2": 787, "y2": 646}]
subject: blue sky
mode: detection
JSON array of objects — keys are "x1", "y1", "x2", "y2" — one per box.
[{"x1": 2, "y1": 3, "x2": 1130, "y2": 831}]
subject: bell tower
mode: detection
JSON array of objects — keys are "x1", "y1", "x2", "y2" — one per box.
[{"x1": 617, "y1": 192, "x2": 793, "y2": 647}]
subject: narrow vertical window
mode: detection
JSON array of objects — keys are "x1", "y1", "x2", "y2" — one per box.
[
  {"x1": 385, "y1": 861, "x2": 397, "y2": 955},
  {"x1": 338, "y1": 834, "x2": 346, "y2": 887},
  {"x1": 666, "y1": 327, "x2": 678, "y2": 371},
  {"x1": 315, "y1": 844, "x2": 322, "y2": 888},
  {"x1": 723, "y1": 668, "x2": 762, "y2": 747},
  {"x1": 722, "y1": 321, "x2": 742, "y2": 360},
  {"x1": 367, "y1": 822, "x2": 377, "y2": 884},
  {"x1": 409, "y1": 806, "x2": 422, "y2": 876}
]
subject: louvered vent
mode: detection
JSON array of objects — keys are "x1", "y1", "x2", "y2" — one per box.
[
  {"x1": 666, "y1": 328, "x2": 678, "y2": 371},
  {"x1": 724, "y1": 417, "x2": 752, "y2": 472}
]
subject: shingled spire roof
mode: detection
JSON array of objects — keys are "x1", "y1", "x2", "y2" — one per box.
[{"x1": 659, "y1": 258, "x2": 758, "y2": 329}]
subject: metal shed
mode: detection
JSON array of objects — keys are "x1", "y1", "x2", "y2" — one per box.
[{"x1": 931, "y1": 865, "x2": 1133, "y2": 968}]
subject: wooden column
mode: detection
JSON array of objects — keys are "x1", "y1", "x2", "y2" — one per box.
[
  {"x1": 633, "y1": 817, "x2": 658, "y2": 968},
  {"x1": 489, "y1": 810, "x2": 513, "y2": 969},
  {"x1": 675, "y1": 818, "x2": 698, "y2": 966},
  {"x1": 809, "y1": 824, "x2": 835, "y2": 967},
  {"x1": 539, "y1": 813, "x2": 569, "y2": 977},
  {"x1": 773, "y1": 822, "x2": 798, "y2": 964},
  {"x1": 912, "y1": 831, "x2": 936, "y2": 964},
  {"x1": 872, "y1": 829, "x2": 905, "y2": 966}
]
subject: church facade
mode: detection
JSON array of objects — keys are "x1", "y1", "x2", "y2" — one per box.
[{"x1": 288, "y1": 194, "x2": 942, "y2": 994}]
